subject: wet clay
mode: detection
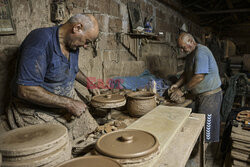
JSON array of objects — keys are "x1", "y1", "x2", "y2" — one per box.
[{"x1": 126, "y1": 91, "x2": 156, "y2": 117}]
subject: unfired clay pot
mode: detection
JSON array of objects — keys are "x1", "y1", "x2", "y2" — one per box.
[
  {"x1": 94, "y1": 129, "x2": 160, "y2": 167},
  {"x1": 126, "y1": 91, "x2": 156, "y2": 117}
]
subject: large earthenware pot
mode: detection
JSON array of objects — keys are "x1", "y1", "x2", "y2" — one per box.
[{"x1": 126, "y1": 91, "x2": 156, "y2": 117}]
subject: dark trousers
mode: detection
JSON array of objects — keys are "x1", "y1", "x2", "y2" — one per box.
[{"x1": 188, "y1": 91, "x2": 223, "y2": 143}]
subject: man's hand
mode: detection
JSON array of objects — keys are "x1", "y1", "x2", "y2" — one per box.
[
  {"x1": 66, "y1": 100, "x2": 87, "y2": 117},
  {"x1": 170, "y1": 89, "x2": 184, "y2": 102},
  {"x1": 170, "y1": 84, "x2": 178, "y2": 92}
]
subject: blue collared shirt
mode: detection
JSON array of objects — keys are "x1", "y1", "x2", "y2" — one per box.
[{"x1": 15, "y1": 26, "x2": 79, "y2": 98}]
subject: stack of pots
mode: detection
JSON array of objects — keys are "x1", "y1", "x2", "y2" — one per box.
[{"x1": 0, "y1": 124, "x2": 71, "y2": 167}]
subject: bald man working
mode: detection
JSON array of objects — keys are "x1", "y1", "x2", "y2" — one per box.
[
  {"x1": 170, "y1": 32, "x2": 222, "y2": 143},
  {"x1": 5, "y1": 14, "x2": 99, "y2": 141}
]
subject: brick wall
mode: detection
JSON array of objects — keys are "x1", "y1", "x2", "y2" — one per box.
[{"x1": 0, "y1": 0, "x2": 203, "y2": 113}]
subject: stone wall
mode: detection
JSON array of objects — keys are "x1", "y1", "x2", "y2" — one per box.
[{"x1": 0, "y1": 0, "x2": 203, "y2": 113}]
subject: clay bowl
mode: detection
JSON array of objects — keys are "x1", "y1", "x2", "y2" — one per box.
[{"x1": 126, "y1": 91, "x2": 156, "y2": 117}]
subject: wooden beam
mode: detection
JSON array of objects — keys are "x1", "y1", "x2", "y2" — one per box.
[
  {"x1": 200, "y1": 16, "x2": 231, "y2": 26},
  {"x1": 223, "y1": 23, "x2": 250, "y2": 27},
  {"x1": 217, "y1": 16, "x2": 234, "y2": 23},
  {"x1": 194, "y1": 4, "x2": 209, "y2": 11},
  {"x1": 214, "y1": 0, "x2": 224, "y2": 9},
  {"x1": 196, "y1": 8, "x2": 250, "y2": 15},
  {"x1": 157, "y1": 0, "x2": 199, "y2": 24},
  {"x1": 220, "y1": 32, "x2": 250, "y2": 38},
  {"x1": 226, "y1": 0, "x2": 238, "y2": 21},
  {"x1": 183, "y1": 0, "x2": 201, "y2": 8},
  {"x1": 200, "y1": 17, "x2": 218, "y2": 25}
]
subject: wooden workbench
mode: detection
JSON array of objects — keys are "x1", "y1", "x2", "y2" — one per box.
[
  {"x1": 155, "y1": 113, "x2": 205, "y2": 167},
  {"x1": 110, "y1": 103, "x2": 204, "y2": 167},
  {"x1": 87, "y1": 103, "x2": 205, "y2": 167},
  {"x1": 125, "y1": 105, "x2": 205, "y2": 167}
]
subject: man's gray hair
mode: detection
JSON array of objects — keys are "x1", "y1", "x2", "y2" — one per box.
[
  {"x1": 179, "y1": 32, "x2": 195, "y2": 45},
  {"x1": 67, "y1": 14, "x2": 94, "y2": 31}
]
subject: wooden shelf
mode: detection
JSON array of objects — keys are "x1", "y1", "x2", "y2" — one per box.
[{"x1": 126, "y1": 32, "x2": 158, "y2": 39}]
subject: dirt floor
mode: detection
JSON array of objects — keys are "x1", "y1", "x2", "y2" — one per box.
[{"x1": 186, "y1": 122, "x2": 227, "y2": 167}]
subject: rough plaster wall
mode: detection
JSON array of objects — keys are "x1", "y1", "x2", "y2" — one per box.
[{"x1": 0, "y1": 0, "x2": 203, "y2": 114}]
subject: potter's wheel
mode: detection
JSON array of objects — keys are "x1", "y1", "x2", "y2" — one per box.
[{"x1": 91, "y1": 94, "x2": 126, "y2": 109}]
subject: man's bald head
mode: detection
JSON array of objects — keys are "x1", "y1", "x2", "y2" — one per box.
[
  {"x1": 178, "y1": 32, "x2": 195, "y2": 45},
  {"x1": 177, "y1": 32, "x2": 196, "y2": 54},
  {"x1": 67, "y1": 14, "x2": 98, "y2": 33},
  {"x1": 61, "y1": 14, "x2": 99, "y2": 51}
]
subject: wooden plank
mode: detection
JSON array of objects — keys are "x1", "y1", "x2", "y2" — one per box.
[
  {"x1": 226, "y1": 0, "x2": 238, "y2": 21},
  {"x1": 231, "y1": 149, "x2": 250, "y2": 162},
  {"x1": 127, "y1": 105, "x2": 191, "y2": 149},
  {"x1": 233, "y1": 141, "x2": 250, "y2": 149},
  {"x1": 232, "y1": 143, "x2": 250, "y2": 152},
  {"x1": 126, "y1": 105, "x2": 191, "y2": 167},
  {"x1": 233, "y1": 159, "x2": 249, "y2": 167},
  {"x1": 231, "y1": 126, "x2": 250, "y2": 137},
  {"x1": 155, "y1": 113, "x2": 205, "y2": 167},
  {"x1": 231, "y1": 133, "x2": 250, "y2": 143}
]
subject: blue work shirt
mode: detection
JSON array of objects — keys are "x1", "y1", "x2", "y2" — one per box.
[
  {"x1": 15, "y1": 26, "x2": 79, "y2": 98},
  {"x1": 184, "y1": 44, "x2": 221, "y2": 94}
]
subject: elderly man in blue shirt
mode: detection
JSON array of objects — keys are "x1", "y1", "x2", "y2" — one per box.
[
  {"x1": 6, "y1": 14, "x2": 100, "y2": 141},
  {"x1": 170, "y1": 32, "x2": 222, "y2": 144}
]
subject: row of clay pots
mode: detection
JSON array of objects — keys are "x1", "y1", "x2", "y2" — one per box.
[{"x1": 91, "y1": 91, "x2": 157, "y2": 117}]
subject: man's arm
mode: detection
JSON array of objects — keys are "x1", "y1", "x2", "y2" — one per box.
[
  {"x1": 18, "y1": 85, "x2": 86, "y2": 117},
  {"x1": 75, "y1": 70, "x2": 100, "y2": 95},
  {"x1": 170, "y1": 73, "x2": 185, "y2": 91},
  {"x1": 185, "y1": 73, "x2": 205, "y2": 90},
  {"x1": 175, "y1": 73, "x2": 185, "y2": 87},
  {"x1": 75, "y1": 70, "x2": 91, "y2": 87}
]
